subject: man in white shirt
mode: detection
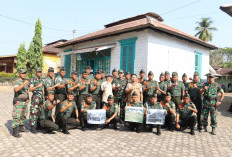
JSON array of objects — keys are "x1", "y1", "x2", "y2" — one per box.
[{"x1": 101, "y1": 74, "x2": 113, "y2": 103}]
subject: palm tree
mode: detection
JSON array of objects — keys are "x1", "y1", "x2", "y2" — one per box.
[{"x1": 195, "y1": 18, "x2": 217, "y2": 42}]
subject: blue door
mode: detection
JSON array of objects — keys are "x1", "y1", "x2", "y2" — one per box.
[{"x1": 194, "y1": 52, "x2": 202, "y2": 78}]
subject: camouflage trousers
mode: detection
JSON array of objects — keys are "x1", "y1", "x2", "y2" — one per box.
[
  {"x1": 12, "y1": 100, "x2": 28, "y2": 128},
  {"x1": 202, "y1": 99, "x2": 217, "y2": 128},
  {"x1": 29, "y1": 94, "x2": 43, "y2": 126}
]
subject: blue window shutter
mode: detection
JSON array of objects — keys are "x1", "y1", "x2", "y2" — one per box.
[
  {"x1": 119, "y1": 37, "x2": 137, "y2": 74},
  {"x1": 194, "y1": 52, "x2": 202, "y2": 79},
  {"x1": 64, "y1": 54, "x2": 71, "y2": 78}
]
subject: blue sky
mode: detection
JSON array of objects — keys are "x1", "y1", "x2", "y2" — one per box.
[{"x1": 0, "y1": 0, "x2": 231, "y2": 56}]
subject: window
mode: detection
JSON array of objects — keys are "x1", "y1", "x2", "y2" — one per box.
[
  {"x1": 105, "y1": 58, "x2": 110, "y2": 74},
  {"x1": 194, "y1": 51, "x2": 202, "y2": 78},
  {"x1": 64, "y1": 54, "x2": 71, "y2": 78},
  {"x1": 119, "y1": 38, "x2": 137, "y2": 74}
]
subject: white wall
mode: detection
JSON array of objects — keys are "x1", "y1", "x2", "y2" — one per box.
[
  {"x1": 60, "y1": 30, "x2": 149, "y2": 75},
  {"x1": 147, "y1": 29, "x2": 210, "y2": 81}
]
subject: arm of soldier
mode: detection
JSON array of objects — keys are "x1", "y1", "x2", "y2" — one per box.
[
  {"x1": 68, "y1": 82, "x2": 80, "y2": 92},
  {"x1": 199, "y1": 84, "x2": 208, "y2": 95},
  {"x1": 140, "y1": 86, "x2": 143, "y2": 102},
  {"x1": 125, "y1": 84, "x2": 133, "y2": 94},
  {"x1": 80, "y1": 101, "x2": 86, "y2": 112},
  {"x1": 181, "y1": 83, "x2": 185, "y2": 98},
  {"x1": 47, "y1": 83, "x2": 59, "y2": 91},
  {"x1": 14, "y1": 80, "x2": 29, "y2": 92},
  {"x1": 188, "y1": 104, "x2": 198, "y2": 113},
  {"x1": 166, "y1": 102, "x2": 175, "y2": 114},
  {"x1": 216, "y1": 87, "x2": 225, "y2": 106},
  {"x1": 29, "y1": 79, "x2": 43, "y2": 92},
  {"x1": 73, "y1": 103, "x2": 80, "y2": 122},
  {"x1": 60, "y1": 102, "x2": 69, "y2": 113},
  {"x1": 45, "y1": 79, "x2": 60, "y2": 91},
  {"x1": 106, "y1": 106, "x2": 118, "y2": 124},
  {"x1": 90, "y1": 80, "x2": 97, "y2": 92},
  {"x1": 157, "y1": 84, "x2": 166, "y2": 95},
  {"x1": 79, "y1": 80, "x2": 87, "y2": 91},
  {"x1": 176, "y1": 113, "x2": 180, "y2": 129}
]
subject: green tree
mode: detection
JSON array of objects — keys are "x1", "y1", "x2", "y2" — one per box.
[
  {"x1": 16, "y1": 43, "x2": 27, "y2": 72},
  {"x1": 28, "y1": 18, "x2": 43, "y2": 76},
  {"x1": 210, "y1": 47, "x2": 232, "y2": 68},
  {"x1": 195, "y1": 18, "x2": 217, "y2": 42}
]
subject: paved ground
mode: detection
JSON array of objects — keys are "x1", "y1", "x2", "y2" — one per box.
[{"x1": 0, "y1": 86, "x2": 232, "y2": 157}]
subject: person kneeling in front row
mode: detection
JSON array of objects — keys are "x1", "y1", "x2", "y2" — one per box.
[
  {"x1": 38, "y1": 91, "x2": 59, "y2": 134},
  {"x1": 56, "y1": 92, "x2": 80, "y2": 134},
  {"x1": 102, "y1": 95, "x2": 118, "y2": 130},
  {"x1": 176, "y1": 94, "x2": 198, "y2": 135}
]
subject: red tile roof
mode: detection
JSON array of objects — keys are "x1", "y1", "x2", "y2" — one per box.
[
  {"x1": 55, "y1": 12, "x2": 217, "y2": 50},
  {"x1": 213, "y1": 66, "x2": 232, "y2": 76}
]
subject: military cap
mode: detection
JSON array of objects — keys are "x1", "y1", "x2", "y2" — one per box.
[
  {"x1": 140, "y1": 69, "x2": 145, "y2": 74},
  {"x1": 165, "y1": 71, "x2": 170, "y2": 75},
  {"x1": 118, "y1": 69, "x2": 124, "y2": 74},
  {"x1": 101, "y1": 70, "x2": 106, "y2": 74},
  {"x1": 150, "y1": 93, "x2": 157, "y2": 98},
  {"x1": 60, "y1": 66, "x2": 65, "y2": 71},
  {"x1": 112, "y1": 68, "x2": 117, "y2": 73},
  {"x1": 82, "y1": 70, "x2": 88, "y2": 74},
  {"x1": 95, "y1": 70, "x2": 101, "y2": 74},
  {"x1": 86, "y1": 66, "x2": 91, "y2": 70},
  {"x1": 67, "y1": 91, "x2": 74, "y2": 95},
  {"x1": 71, "y1": 71, "x2": 77, "y2": 75},
  {"x1": 107, "y1": 95, "x2": 114, "y2": 100},
  {"x1": 165, "y1": 92, "x2": 172, "y2": 97},
  {"x1": 193, "y1": 71, "x2": 199, "y2": 77},
  {"x1": 183, "y1": 94, "x2": 190, "y2": 98},
  {"x1": 148, "y1": 71, "x2": 153, "y2": 76},
  {"x1": 160, "y1": 72, "x2": 165, "y2": 76},
  {"x1": 86, "y1": 94, "x2": 93, "y2": 98},
  {"x1": 47, "y1": 90, "x2": 55, "y2": 95},
  {"x1": 132, "y1": 91, "x2": 138, "y2": 96},
  {"x1": 182, "y1": 73, "x2": 187, "y2": 77},
  {"x1": 18, "y1": 69, "x2": 27, "y2": 74},
  {"x1": 106, "y1": 74, "x2": 113, "y2": 77},
  {"x1": 36, "y1": 67, "x2": 42, "y2": 72},
  {"x1": 172, "y1": 72, "x2": 178, "y2": 76},
  {"x1": 208, "y1": 73, "x2": 215, "y2": 78},
  {"x1": 48, "y1": 67, "x2": 54, "y2": 72},
  {"x1": 125, "y1": 71, "x2": 130, "y2": 75}
]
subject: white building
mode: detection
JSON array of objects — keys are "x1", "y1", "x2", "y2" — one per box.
[{"x1": 56, "y1": 12, "x2": 217, "y2": 80}]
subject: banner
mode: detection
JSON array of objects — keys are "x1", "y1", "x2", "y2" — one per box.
[
  {"x1": 125, "y1": 107, "x2": 144, "y2": 123},
  {"x1": 146, "y1": 109, "x2": 166, "y2": 125},
  {"x1": 87, "y1": 109, "x2": 106, "y2": 124}
]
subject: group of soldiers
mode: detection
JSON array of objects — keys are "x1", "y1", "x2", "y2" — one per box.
[{"x1": 12, "y1": 66, "x2": 225, "y2": 138}]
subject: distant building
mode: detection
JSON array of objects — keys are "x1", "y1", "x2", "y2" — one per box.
[
  {"x1": 213, "y1": 66, "x2": 232, "y2": 92},
  {"x1": 0, "y1": 39, "x2": 66, "y2": 75},
  {"x1": 220, "y1": 3, "x2": 232, "y2": 17},
  {"x1": 56, "y1": 12, "x2": 217, "y2": 80}
]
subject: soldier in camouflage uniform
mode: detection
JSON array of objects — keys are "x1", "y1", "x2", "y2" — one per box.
[
  {"x1": 44, "y1": 67, "x2": 60, "y2": 100},
  {"x1": 90, "y1": 70, "x2": 102, "y2": 109},
  {"x1": 160, "y1": 92, "x2": 176, "y2": 131},
  {"x1": 112, "y1": 68, "x2": 118, "y2": 83},
  {"x1": 125, "y1": 71, "x2": 131, "y2": 84},
  {"x1": 182, "y1": 73, "x2": 189, "y2": 94},
  {"x1": 157, "y1": 72, "x2": 167, "y2": 102},
  {"x1": 164, "y1": 71, "x2": 171, "y2": 86},
  {"x1": 138, "y1": 69, "x2": 146, "y2": 84},
  {"x1": 55, "y1": 67, "x2": 70, "y2": 117},
  {"x1": 144, "y1": 94, "x2": 166, "y2": 135},
  {"x1": 167, "y1": 72, "x2": 185, "y2": 109},
  {"x1": 29, "y1": 68, "x2": 44, "y2": 133},
  {"x1": 125, "y1": 92, "x2": 145, "y2": 133},
  {"x1": 102, "y1": 95, "x2": 118, "y2": 130},
  {"x1": 78, "y1": 70, "x2": 91, "y2": 111},
  {"x1": 188, "y1": 72, "x2": 204, "y2": 131},
  {"x1": 12, "y1": 69, "x2": 29, "y2": 138},
  {"x1": 67, "y1": 71, "x2": 80, "y2": 111},
  {"x1": 80, "y1": 94, "x2": 96, "y2": 131},
  {"x1": 143, "y1": 71, "x2": 158, "y2": 103},
  {"x1": 112, "y1": 70, "x2": 127, "y2": 123},
  {"x1": 38, "y1": 91, "x2": 59, "y2": 134},
  {"x1": 57, "y1": 92, "x2": 80, "y2": 134},
  {"x1": 200, "y1": 73, "x2": 224, "y2": 135},
  {"x1": 176, "y1": 94, "x2": 198, "y2": 135}
]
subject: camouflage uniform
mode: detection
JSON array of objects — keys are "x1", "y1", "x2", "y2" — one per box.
[
  {"x1": 113, "y1": 77, "x2": 127, "y2": 120},
  {"x1": 160, "y1": 100, "x2": 176, "y2": 130},
  {"x1": 67, "y1": 78, "x2": 79, "y2": 110},
  {"x1": 202, "y1": 82, "x2": 223, "y2": 128},
  {"x1": 102, "y1": 102, "x2": 118, "y2": 127},
  {"x1": 57, "y1": 100, "x2": 79, "y2": 132},
  {"x1": 12, "y1": 78, "x2": 29, "y2": 128},
  {"x1": 44, "y1": 75, "x2": 55, "y2": 99},
  {"x1": 38, "y1": 99, "x2": 59, "y2": 133},
  {"x1": 90, "y1": 78, "x2": 102, "y2": 109},
  {"x1": 29, "y1": 75, "x2": 44, "y2": 126},
  {"x1": 143, "y1": 80, "x2": 158, "y2": 102}
]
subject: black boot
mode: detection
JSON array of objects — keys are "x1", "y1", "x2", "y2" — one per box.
[
  {"x1": 19, "y1": 125, "x2": 27, "y2": 132},
  {"x1": 62, "y1": 130, "x2": 70, "y2": 134},
  {"x1": 190, "y1": 129, "x2": 195, "y2": 135},
  {"x1": 31, "y1": 126, "x2": 37, "y2": 134},
  {"x1": 113, "y1": 123, "x2": 118, "y2": 130},
  {"x1": 156, "y1": 126, "x2": 161, "y2": 136},
  {"x1": 12, "y1": 127, "x2": 21, "y2": 138}
]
